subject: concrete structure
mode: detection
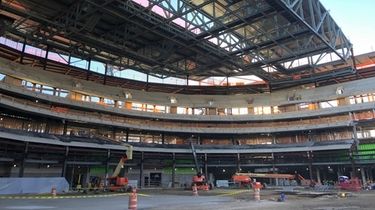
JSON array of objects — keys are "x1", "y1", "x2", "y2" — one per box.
[{"x1": 0, "y1": 0, "x2": 374, "y2": 192}]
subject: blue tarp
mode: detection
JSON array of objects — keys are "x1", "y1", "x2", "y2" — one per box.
[{"x1": 0, "y1": 177, "x2": 69, "y2": 194}]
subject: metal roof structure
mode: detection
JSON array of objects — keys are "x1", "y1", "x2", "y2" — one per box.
[{"x1": 0, "y1": 0, "x2": 353, "y2": 89}]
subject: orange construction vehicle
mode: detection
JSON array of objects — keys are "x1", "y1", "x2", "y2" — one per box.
[
  {"x1": 107, "y1": 144, "x2": 133, "y2": 192},
  {"x1": 232, "y1": 174, "x2": 252, "y2": 188},
  {"x1": 338, "y1": 176, "x2": 362, "y2": 191},
  {"x1": 192, "y1": 171, "x2": 210, "y2": 191},
  {"x1": 189, "y1": 138, "x2": 211, "y2": 191},
  {"x1": 233, "y1": 172, "x2": 305, "y2": 187}
]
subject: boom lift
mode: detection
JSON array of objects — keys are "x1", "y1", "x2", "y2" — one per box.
[
  {"x1": 233, "y1": 172, "x2": 305, "y2": 187},
  {"x1": 107, "y1": 143, "x2": 133, "y2": 191},
  {"x1": 189, "y1": 138, "x2": 211, "y2": 191}
]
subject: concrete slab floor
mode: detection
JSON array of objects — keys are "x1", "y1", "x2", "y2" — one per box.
[{"x1": 0, "y1": 190, "x2": 375, "y2": 210}]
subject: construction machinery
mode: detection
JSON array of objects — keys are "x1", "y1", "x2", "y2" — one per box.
[
  {"x1": 232, "y1": 174, "x2": 252, "y2": 188},
  {"x1": 189, "y1": 138, "x2": 211, "y2": 191},
  {"x1": 107, "y1": 143, "x2": 133, "y2": 191},
  {"x1": 233, "y1": 172, "x2": 305, "y2": 187},
  {"x1": 338, "y1": 176, "x2": 362, "y2": 191}
]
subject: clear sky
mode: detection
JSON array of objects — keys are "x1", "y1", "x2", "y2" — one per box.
[{"x1": 320, "y1": 0, "x2": 375, "y2": 55}]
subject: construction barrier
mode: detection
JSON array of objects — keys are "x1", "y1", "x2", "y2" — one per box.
[
  {"x1": 128, "y1": 188, "x2": 137, "y2": 210},
  {"x1": 192, "y1": 184, "x2": 198, "y2": 196}
]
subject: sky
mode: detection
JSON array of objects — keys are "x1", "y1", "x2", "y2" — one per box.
[{"x1": 320, "y1": 0, "x2": 375, "y2": 55}]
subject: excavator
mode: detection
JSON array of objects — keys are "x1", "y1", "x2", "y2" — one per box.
[{"x1": 107, "y1": 143, "x2": 133, "y2": 191}]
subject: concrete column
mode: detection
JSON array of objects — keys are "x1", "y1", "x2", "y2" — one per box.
[
  {"x1": 352, "y1": 124, "x2": 359, "y2": 149},
  {"x1": 161, "y1": 133, "x2": 165, "y2": 144},
  {"x1": 103, "y1": 63, "x2": 108, "y2": 85},
  {"x1": 172, "y1": 153, "x2": 176, "y2": 188},
  {"x1": 86, "y1": 58, "x2": 91, "y2": 80},
  {"x1": 316, "y1": 168, "x2": 321, "y2": 184},
  {"x1": 272, "y1": 153, "x2": 278, "y2": 186},
  {"x1": 236, "y1": 153, "x2": 241, "y2": 172},
  {"x1": 63, "y1": 121, "x2": 68, "y2": 135},
  {"x1": 61, "y1": 146, "x2": 69, "y2": 178},
  {"x1": 369, "y1": 167, "x2": 373, "y2": 181},
  {"x1": 19, "y1": 142, "x2": 29, "y2": 177},
  {"x1": 350, "y1": 150, "x2": 357, "y2": 178},
  {"x1": 204, "y1": 153, "x2": 208, "y2": 182},
  {"x1": 361, "y1": 167, "x2": 366, "y2": 186},
  {"x1": 308, "y1": 151, "x2": 313, "y2": 182},
  {"x1": 43, "y1": 45, "x2": 49, "y2": 70},
  {"x1": 20, "y1": 37, "x2": 26, "y2": 64},
  {"x1": 112, "y1": 128, "x2": 116, "y2": 140},
  {"x1": 105, "y1": 149, "x2": 110, "y2": 187},
  {"x1": 139, "y1": 152, "x2": 144, "y2": 189},
  {"x1": 125, "y1": 129, "x2": 129, "y2": 142}
]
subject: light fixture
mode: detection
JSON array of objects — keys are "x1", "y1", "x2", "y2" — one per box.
[
  {"x1": 222, "y1": 169, "x2": 226, "y2": 173},
  {"x1": 336, "y1": 86, "x2": 344, "y2": 95},
  {"x1": 47, "y1": 165, "x2": 50, "y2": 168},
  {"x1": 13, "y1": 164, "x2": 17, "y2": 168},
  {"x1": 125, "y1": 92, "x2": 132, "y2": 99},
  {"x1": 170, "y1": 96, "x2": 177, "y2": 104}
]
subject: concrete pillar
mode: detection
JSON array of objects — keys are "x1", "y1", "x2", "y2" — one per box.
[
  {"x1": 272, "y1": 153, "x2": 278, "y2": 186},
  {"x1": 369, "y1": 167, "x2": 374, "y2": 181},
  {"x1": 204, "y1": 153, "x2": 208, "y2": 182},
  {"x1": 105, "y1": 149, "x2": 110, "y2": 187},
  {"x1": 125, "y1": 129, "x2": 129, "y2": 142},
  {"x1": 161, "y1": 133, "x2": 165, "y2": 144},
  {"x1": 139, "y1": 152, "x2": 144, "y2": 189},
  {"x1": 361, "y1": 167, "x2": 366, "y2": 186},
  {"x1": 308, "y1": 151, "x2": 313, "y2": 183},
  {"x1": 316, "y1": 168, "x2": 321, "y2": 184},
  {"x1": 19, "y1": 142, "x2": 29, "y2": 177},
  {"x1": 63, "y1": 121, "x2": 68, "y2": 135},
  {"x1": 170, "y1": 106, "x2": 177, "y2": 114},
  {"x1": 61, "y1": 146, "x2": 69, "y2": 178},
  {"x1": 172, "y1": 153, "x2": 176, "y2": 188},
  {"x1": 350, "y1": 150, "x2": 357, "y2": 178},
  {"x1": 236, "y1": 153, "x2": 241, "y2": 172}
]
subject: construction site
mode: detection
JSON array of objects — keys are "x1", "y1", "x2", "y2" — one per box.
[{"x1": 0, "y1": 0, "x2": 375, "y2": 209}]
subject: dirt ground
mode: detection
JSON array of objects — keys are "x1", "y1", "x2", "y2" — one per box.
[
  {"x1": 141, "y1": 188, "x2": 375, "y2": 210},
  {"x1": 1, "y1": 188, "x2": 375, "y2": 210}
]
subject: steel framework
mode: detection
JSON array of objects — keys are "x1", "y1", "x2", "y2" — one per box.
[{"x1": 0, "y1": 0, "x2": 353, "y2": 87}]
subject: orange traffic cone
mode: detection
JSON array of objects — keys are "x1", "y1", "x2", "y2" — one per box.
[
  {"x1": 51, "y1": 186, "x2": 57, "y2": 197},
  {"x1": 128, "y1": 188, "x2": 137, "y2": 210},
  {"x1": 254, "y1": 188, "x2": 260, "y2": 201},
  {"x1": 192, "y1": 184, "x2": 198, "y2": 196}
]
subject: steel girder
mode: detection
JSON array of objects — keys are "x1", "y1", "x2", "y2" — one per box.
[
  {"x1": 0, "y1": 0, "x2": 353, "y2": 86},
  {"x1": 275, "y1": 0, "x2": 352, "y2": 61}
]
